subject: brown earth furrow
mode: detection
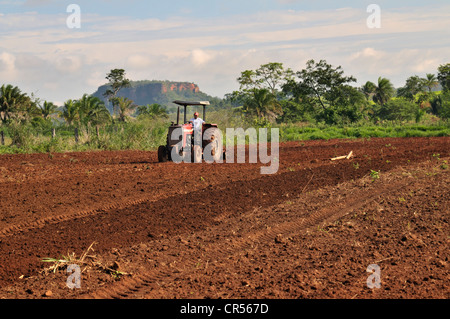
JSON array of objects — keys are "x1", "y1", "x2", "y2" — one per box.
[
  {"x1": 82, "y1": 170, "x2": 415, "y2": 299},
  {"x1": 0, "y1": 137, "x2": 449, "y2": 299},
  {"x1": 0, "y1": 196, "x2": 152, "y2": 238},
  {"x1": 0, "y1": 174, "x2": 251, "y2": 239},
  {"x1": 1, "y1": 137, "x2": 447, "y2": 233},
  {"x1": 0, "y1": 157, "x2": 385, "y2": 287}
]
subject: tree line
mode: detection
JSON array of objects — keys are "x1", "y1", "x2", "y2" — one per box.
[
  {"x1": 1, "y1": 62, "x2": 449, "y2": 136},
  {"x1": 0, "y1": 69, "x2": 168, "y2": 134},
  {"x1": 226, "y1": 61, "x2": 450, "y2": 126}
]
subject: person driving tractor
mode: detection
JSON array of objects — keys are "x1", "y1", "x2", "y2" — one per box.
[
  {"x1": 157, "y1": 101, "x2": 223, "y2": 163},
  {"x1": 190, "y1": 112, "x2": 205, "y2": 132}
]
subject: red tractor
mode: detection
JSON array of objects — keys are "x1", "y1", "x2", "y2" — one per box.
[{"x1": 157, "y1": 100, "x2": 223, "y2": 163}]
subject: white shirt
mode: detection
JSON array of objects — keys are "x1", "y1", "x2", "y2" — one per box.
[{"x1": 190, "y1": 117, "x2": 205, "y2": 131}]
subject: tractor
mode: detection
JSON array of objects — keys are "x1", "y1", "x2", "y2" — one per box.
[{"x1": 157, "y1": 100, "x2": 223, "y2": 163}]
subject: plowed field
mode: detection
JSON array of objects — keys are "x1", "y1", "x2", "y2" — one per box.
[{"x1": 0, "y1": 137, "x2": 448, "y2": 300}]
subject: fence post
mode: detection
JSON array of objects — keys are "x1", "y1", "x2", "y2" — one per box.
[
  {"x1": 75, "y1": 128, "x2": 79, "y2": 143},
  {"x1": 96, "y1": 125, "x2": 100, "y2": 138},
  {"x1": 1, "y1": 131, "x2": 4, "y2": 146},
  {"x1": 52, "y1": 128, "x2": 56, "y2": 139}
]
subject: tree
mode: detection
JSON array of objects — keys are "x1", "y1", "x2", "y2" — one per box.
[
  {"x1": 116, "y1": 97, "x2": 136, "y2": 122},
  {"x1": 361, "y1": 81, "x2": 377, "y2": 101},
  {"x1": 39, "y1": 101, "x2": 58, "y2": 119},
  {"x1": 439, "y1": 92, "x2": 450, "y2": 119},
  {"x1": 430, "y1": 91, "x2": 450, "y2": 119},
  {"x1": 76, "y1": 94, "x2": 110, "y2": 127},
  {"x1": 237, "y1": 62, "x2": 294, "y2": 96},
  {"x1": 278, "y1": 100, "x2": 311, "y2": 123},
  {"x1": 437, "y1": 63, "x2": 450, "y2": 91},
  {"x1": 22, "y1": 93, "x2": 41, "y2": 122},
  {"x1": 282, "y1": 59, "x2": 363, "y2": 124},
  {"x1": 372, "y1": 77, "x2": 395, "y2": 106},
  {"x1": 233, "y1": 62, "x2": 292, "y2": 123},
  {"x1": 284, "y1": 59, "x2": 357, "y2": 110},
  {"x1": 237, "y1": 70, "x2": 257, "y2": 92},
  {"x1": 0, "y1": 84, "x2": 26, "y2": 124},
  {"x1": 423, "y1": 73, "x2": 439, "y2": 93},
  {"x1": 61, "y1": 99, "x2": 79, "y2": 126},
  {"x1": 103, "y1": 69, "x2": 131, "y2": 117},
  {"x1": 397, "y1": 75, "x2": 425, "y2": 101},
  {"x1": 331, "y1": 85, "x2": 367, "y2": 124},
  {"x1": 0, "y1": 84, "x2": 39, "y2": 124},
  {"x1": 137, "y1": 103, "x2": 168, "y2": 119},
  {"x1": 242, "y1": 88, "x2": 282, "y2": 121},
  {"x1": 373, "y1": 97, "x2": 418, "y2": 122}
]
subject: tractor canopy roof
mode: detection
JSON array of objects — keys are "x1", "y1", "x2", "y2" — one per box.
[{"x1": 173, "y1": 100, "x2": 210, "y2": 107}]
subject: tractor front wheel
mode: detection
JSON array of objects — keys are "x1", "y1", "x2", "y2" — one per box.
[{"x1": 158, "y1": 145, "x2": 168, "y2": 162}]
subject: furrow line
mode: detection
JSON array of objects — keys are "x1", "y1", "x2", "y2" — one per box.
[
  {"x1": 81, "y1": 177, "x2": 413, "y2": 299},
  {"x1": 0, "y1": 196, "x2": 157, "y2": 239}
]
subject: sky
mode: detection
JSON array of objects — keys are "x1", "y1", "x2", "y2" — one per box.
[{"x1": 0, "y1": 0, "x2": 449, "y2": 105}]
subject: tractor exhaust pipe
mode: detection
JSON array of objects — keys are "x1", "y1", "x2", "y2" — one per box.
[{"x1": 177, "y1": 106, "x2": 180, "y2": 125}]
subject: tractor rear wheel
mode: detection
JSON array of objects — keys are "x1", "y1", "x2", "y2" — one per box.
[
  {"x1": 193, "y1": 145, "x2": 202, "y2": 163},
  {"x1": 203, "y1": 127, "x2": 222, "y2": 163}
]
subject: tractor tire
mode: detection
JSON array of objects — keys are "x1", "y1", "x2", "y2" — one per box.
[
  {"x1": 193, "y1": 145, "x2": 202, "y2": 163},
  {"x1": 158, "y1": 145, "x2": 168, "y2": 163},
  {"x1": 184, "y1": 139, "x2": 192, "y2": 163},
  {"x1": 203, "y1": 127, "x2": 222, "y2": 163}
]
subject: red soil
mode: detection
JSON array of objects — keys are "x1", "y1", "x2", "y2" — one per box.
[{"x1": 0, "y1": 137, "x2": 448, "y2": 300}]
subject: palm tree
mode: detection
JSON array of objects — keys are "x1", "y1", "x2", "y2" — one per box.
[
  {"x1": 361, "y1": 81, "x2": 377, "y2": 101},
  {"x1": 137, "y1": 103, "x2": 168, "y2": 119},
  {"x1": 423, "y1": 73, "x2": 439, "y2": 93},
  {"x1": 243, "y1": 88, "x2": 282, "y2": 121},
  {"x1": 76, "y1": 94, "x2": 110, "y2": 127},
  {"x1": 116, "y1": 97, "x2": 136, "y2": 122},
  {"x1": 62, "y1": 99, "x2": 79, "y2": 126},
  {"x1": 373, "y1": 77, "x2": 395, "y2": 106},
  {"x1": 39, "y1": 101, "x2": 58, "y2": 119},
  {"x1": 0, "y1": 84, "x2": 25, "y2": 124}
]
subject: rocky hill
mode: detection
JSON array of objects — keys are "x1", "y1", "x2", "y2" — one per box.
[{"x1": 92, "y1": 80, "x2": 218, "y2": 113}]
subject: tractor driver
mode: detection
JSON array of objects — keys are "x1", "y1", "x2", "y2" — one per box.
[
  {"x1": 190, "y1": 112, "x2": 204, "y2": 146},
  {"x1": 190, "y1": 112, "x2": 205, "y2": 133}
]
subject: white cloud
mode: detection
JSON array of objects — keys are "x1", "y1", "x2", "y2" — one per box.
[
  {"x1": 0, "y1": 52, "x2": 16, "y2": 72},
  {"x1": 23, "y1": 0, "x2": 55, "y2": 6},
  {"x1": 351, "y1": 47, "x2": 380, "y2": 59},
  {"x1": 413, "y1": 59, "x2": 441, "y2": 74},
  {"x1": 346, "y1": 47, "x2": 450, "y2": 88},
  {"x1": 86, "y1": 70, "x2": 105, "y2": 89},
  {"x1": 55, "y1": 56, "x2": 83, "y2": 73},
  {"x1": 127, "y1": 54, "x2": 153, "y2": 69},
  {"x1": 0, "y1": 4, "x2": 449, "y2": 101},
  {"x1": 190, "y1": 49, "x2": 214, "y2": 67}
]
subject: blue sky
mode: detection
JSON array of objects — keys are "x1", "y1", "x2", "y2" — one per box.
[
  {"x1": 0, "y1": 0, "x2": 449, "y2": 104},
  {"x1": 5, "y1": 0, "x2": 449, "y2": 17}
]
